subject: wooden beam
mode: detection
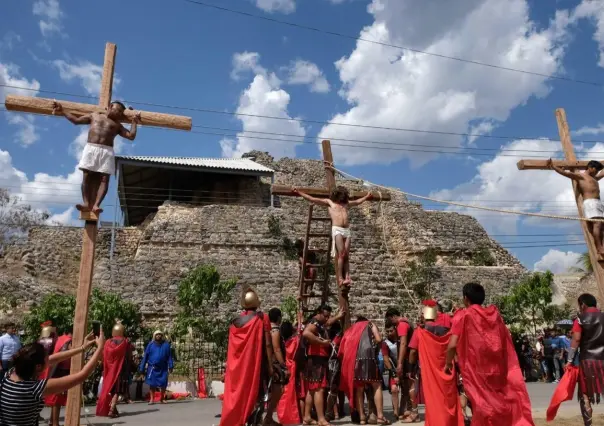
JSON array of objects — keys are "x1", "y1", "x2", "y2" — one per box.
[
  {"x1": 271, "y1": 185, "x2": 391, "y2": 201},
  {"x1": 555, "y1": 108, "x2": 604, "y2": 301},
  {"x1": 64, "y1": 222, "x2": 98, "y2": 426},
  {"x1": 98, "y1": 42, "x2": 117, "y2": 109},
  {"x1": 516, "y1": 159, "x2": 604, "y2": 170},
  {"x1": 322, "y1": 140, "x2": 336, "y2": 191},
  {"x1": 5, "y1": 95, "x2": 192, "y2": 131}
]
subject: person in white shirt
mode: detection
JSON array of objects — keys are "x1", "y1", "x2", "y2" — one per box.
[{"x1": 0, "y1": 322, "x2": 22, "y2": 372}]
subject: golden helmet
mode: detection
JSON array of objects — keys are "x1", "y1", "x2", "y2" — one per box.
[
  {"x1": 40, "y1": 321, "x2": 56, "y2": 339},
  {"x1": 112, "y1": 320, "x2": 126, "y2": 337},
  {"x1": 241, "y1": 286, "x2": 261, "y2": 310},
  {"x1": 422, "y1": 300, "x2": 438, "y2": 321}
]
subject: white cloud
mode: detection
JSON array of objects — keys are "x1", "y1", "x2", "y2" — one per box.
[
  {"x1": 0, "y1": 32, "x2": 21, "y2": 50},
  {"x1": 32, "y1": 0, "x2": 64, "y2": 37},
  {"x1": 573, "y1": 0, "x2": 604, "y2": 67},
  {"x1": 52, "y1": 59, "x2": 118, "y2": 96},
  {"x1": 0, "y1": 63, "x2": 41, "y2": 146},
  {"x1": 221, "y1": 52, "x2": 305, "y2": 158},
  {"x1": 534, "y1": 249, "x2": 582, "y2": 274},
  {"x1": 284, "y1": 60, "x2": 330, "y2": 93},
  {"x1": 254, "y1": 0, "x2": 295, "y2": 14},
  {"x1": 468, "y1": 120, "x2": 496, "y2": 144},
  {"x1": 318, "y1": 0, "x2": 571, "y2": 166},
  {"x1": 574, "y1": 124, "x2": 604, "y2": 136},
  {"x1": 429, "y1": 138, "x2": 604, "y2": 233}
]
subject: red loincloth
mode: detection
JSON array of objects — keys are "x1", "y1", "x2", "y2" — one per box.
[
  {"x1": 338, "y1": 321, "x2": 368, "y2": 410},
  {"x1": 454, "y1": 305, "x2": 534, "y2": 426},
  {"x1": 278, "y1": 336, "x2": 302, "y2": 425},
  {"x1": 44, "y1": 334, "x2": 72, "y2": 407},
  {"x1": 220, "y1": 313, "x2": 265, "y2": 426},
  {"x1": 96, "y1": 337, "x2": 130, "y2": 416},
  {"x1": 546, "y1": 366, "x2": 579, "y2": 421},
  {"x1": 416, "y1": 327, "x2": 464, "y2": 426}
]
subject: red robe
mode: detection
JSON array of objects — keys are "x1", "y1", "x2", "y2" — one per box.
[
  {"x1": 416, "y1": 327, "x2": 464, "y2": 426},
  {"x1": 220, "y1": 312, "x2": 266, "y2": 426},
  {"x1": 96, "y1": 337, "x2": 130, "y2": 416},
  {"x1": 277, "y1": 336, "x2": 302, "y2": 425},
  {"x1": 546, "y1": 365, "x2": 579, "y2": 421},
  {"x1": 454, "y1": 305, "x2": 534, "y2": 426},
  {"x1": 44, "y1": 334, "x2": 72, "y2": 407},
  {"x1": 338, "y1": 321, "x2": 368, "y2": 410}
]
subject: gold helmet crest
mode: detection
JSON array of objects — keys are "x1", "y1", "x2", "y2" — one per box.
[
  {"x1": 112, "y1": 319, "x2": 125, "y2": 337},
  {"x1": 422, "y1": 300, "x2": 438, "y2": 321},
  {"x1": 40, "y1": 321, "x2": 56, "y2": 339},
  {"x1": 241, "y1": 286, "x2": 261, "y2": 310}
]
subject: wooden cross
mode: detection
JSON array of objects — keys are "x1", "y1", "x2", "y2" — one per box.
[
  {"x1": 272, "y1": 140, "x2": 390, "y2": 329},
  {"x1": 5, "y1": 42, "x2": 192, "y2": 426},
  {"x1": 517, "y1": 108, "x2": 604, "y2": 301}
]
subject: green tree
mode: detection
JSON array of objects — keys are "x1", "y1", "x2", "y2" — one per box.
[
  {"x1": 568, "y1": 252, "x2": 593, "y2": 275},
  {"x1": 23, "y1": 294, "x2": 76, "y2": 341},
  {"x1": 173, "y1": 265, "x2": 237, "y2": 356},
  {"x1": 280, "y1": 295, "x2": 298, "y2": 323},
  {"x1": 403, "y1": 249, "x2": 441, "y2": 301}
]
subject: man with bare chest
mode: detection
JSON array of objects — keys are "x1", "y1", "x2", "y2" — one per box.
[
  {"x1": 53, "y1": 100, "x2": 140, "y2": 215},
  {"x1": 548, "y1": 159, "x2": 604, "y2": 258}
]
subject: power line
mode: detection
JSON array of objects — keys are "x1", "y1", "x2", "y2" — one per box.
[{"x1": 180, "y1": 0, "x2": 603, "y2": 88}]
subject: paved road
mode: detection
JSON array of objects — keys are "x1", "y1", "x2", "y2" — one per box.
[{"x1": 42, "y1": 383, "x2": 603, "y2": 425}]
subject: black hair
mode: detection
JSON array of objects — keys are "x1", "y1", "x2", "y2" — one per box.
[
  {"x1": 462, "y1": 282, "x2": 486, "y2": 305},
  {"x1": 13, "y1": 343, "x2": 47, "y2": 380},
  {"x1": 110, "y1": 101, "x2": 126, "y2": 110},
  {"x1": 295, "y1": 239, "x2": 305, "y2": 256},
  {"x1": 330, "y1": 186, "x2": 350, "y2": 204},
  {"x1": 385, "y1": 307, "x2": 401, "y2": 319},
  {"x1": 587, "y1": 160, "x2": 604, "y2": 172},
  {"x1": 4, "y1": 322, "x2": 15, "y2": 329},
  {"x1": 578, "y1": 293, "x2": 598, "y2": 308},
  {"x1": 327, "y1": 321, "x2": 341, "y2": 340},
  {"x1": 356, "y1": 315, "x2": 369, "y2": 322},
  {"x1": 384, "y1": 318, "x2": 396, "y2": 329},
  {"x1": 268, "y1": 307, "x2": 282, "y2": 323},
  {"x1": 316, "y1": 304, "x2": 332, "y2": 315},
  {"x1": 281, "y1": 320, "x2": 294, "y2": 341}
]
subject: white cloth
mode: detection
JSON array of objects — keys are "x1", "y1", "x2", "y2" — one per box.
[
  {"x1": 331, "y1": 226, "x2": 351, "y2": 257},
  {"x1": 78, "y1": 143, "x2": 115, "y2": 175},
  {"x1": 583, "y1": 198, "x2": 604, "y2": 219}
]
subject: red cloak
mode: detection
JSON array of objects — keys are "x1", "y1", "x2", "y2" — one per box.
[
  {"x1": 416, "y1": 327, "x2": 464, "y2": 426},
  {"x1": 338, "y1": 321, "x2": 368, "y2": 409},
  {"x1": 220, "y1": 313, "x2": 266, "y2": 426},
  {"x1": 96, "y1": 337, "x2": 130, "y2": 416},
  {"x1": 44, "y1": 334, "x2": 72, "y2": 407},
  {"x1": 546, "y1": 365, "x2": 579, "y2": 421},
  {"x1": 277, "y1": 336, "x2": 302, "y2": 425},
  {"x1": 454, "y1": 305, "x2": 534, "y2": 426}
]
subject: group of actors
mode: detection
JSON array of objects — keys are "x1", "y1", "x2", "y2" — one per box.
[
  {"x1": 221, "y1": 284, "x2": 604, "y2": 426},
  {"x1": 36, "y1": 321, "x2": 173, "y2": 424}
]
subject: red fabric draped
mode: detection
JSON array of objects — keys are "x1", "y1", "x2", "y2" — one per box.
[
  {"x1": 278, "y1": 337, "x2": 302, "y2": 425},
  {"x1": 338, "y1": 321, "x2": 368, "y2": 410},
  {"x1": 220, "y1": 316, "x2": 265, "y2": 426},
  {"x1": 546, "y1": 366, "x2": 579, "y2": 421},
  {"x1": 455, "y1": 305, "x2": 534, "y2": 426},
  {"x1": 417, "y1": 328, "x2": 464, "y2": 426},
  {"x1": 44, "y1": 334, "x2": 72, "y2": 407},
  {"x1": 96, "y1": 338, "x2": 129, "y2": 416}
]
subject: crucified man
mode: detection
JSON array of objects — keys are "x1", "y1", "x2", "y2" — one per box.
[
  {"x1": 548, "y1": 158, "x2": 604, "y2": 259},
  {"x1": 53, "y1": 100, "x2": 140, "y2": 215}
]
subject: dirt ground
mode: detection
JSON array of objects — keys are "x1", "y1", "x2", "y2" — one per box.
[{"x1": 534, "y1": 414, "x2": 603, "y2": 425}]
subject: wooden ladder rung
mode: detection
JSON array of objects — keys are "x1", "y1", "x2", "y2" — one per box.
[
  {"x1": 301, "y1": 293, "x2": 324, "y2": 298},
  {"x1": 308, "y1": 233, "x2": 331, "y2": 238},
  {"x1": 307, "y1": 248, "x2": 327, "y2": 253},
  {"x1": 307, "y1": 263, "x2": 329, "y2": 268}
]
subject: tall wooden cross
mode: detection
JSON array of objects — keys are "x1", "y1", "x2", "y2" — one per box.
[
  {"x1": 5, "y1": 42, "x2": 192, "y2": 426},
  {"x1": 517, "y1": 108, "x2": 604, "y2": 301},
  {"x1": 272, "y1": 140, "x2": 391, "y2": 329}
]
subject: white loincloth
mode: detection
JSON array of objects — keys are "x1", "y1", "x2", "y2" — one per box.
[
  {"x1": 584, "y1": 198, "x2": 604, "y2": 219},
  {"x1": 78, "y1": 143, "x2": 115, "y2": 175},
  {"x1": 331, "y1": 226, "x2": 351, "y2": 257}
]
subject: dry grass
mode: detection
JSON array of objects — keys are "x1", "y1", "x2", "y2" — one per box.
[{"x1": 534, "y1": 414, "x2": 604, "y2": 425}]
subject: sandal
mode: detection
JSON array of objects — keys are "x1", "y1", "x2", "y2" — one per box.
[
  {"x1": 108, "y1": 407, "x2": 119, "y2": 418},
  {"x1": 400, "y1": 410, "x2": 420, "y2": 423},
  {"x1": 302, "y1": 419, "x2": 318, "y2": 425},
  {"x1": 377, "y1": 417, "x2": 391, "y2": 425}
]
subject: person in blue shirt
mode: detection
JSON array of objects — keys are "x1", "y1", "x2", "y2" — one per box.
[
  {"x1": 139, "y1": 330, "x2": 174, "y2": 404},
  {"x1": 552, "y1": 329, "x2": 571, "y2": 382},
  {"x1": 0, "y1": 322, "x2": 22, "y2": 372}
]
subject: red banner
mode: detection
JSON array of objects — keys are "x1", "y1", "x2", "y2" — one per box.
[{"x1": 198, "y1": 367, "x2": 208, "y2": 399}]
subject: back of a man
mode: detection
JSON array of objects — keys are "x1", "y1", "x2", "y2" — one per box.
[{"x1": 0, "y1": 322, "x2": 21, "y2": 372}]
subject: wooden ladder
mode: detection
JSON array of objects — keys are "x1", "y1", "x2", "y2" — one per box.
[{"x1": 299, "y1": 205, "x2": 333, "y2": 315}]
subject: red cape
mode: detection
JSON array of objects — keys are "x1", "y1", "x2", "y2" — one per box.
[
  {"x1": 416, "y1": 328, "x2": 464, "y2": 426},
  {"x1": 96, "y1": 337, "x2": 129, "y2": 416},
  {"x1": 220, "y1": 314, "x2": 265, "y2": 426},
  {"x1": 44, "y1": 334, "x2": 72, "y2": 407},
  {"x1": 546, "y1": 366, "x2": 579, "y2": 421},
  {"x1": 456, "y1": 305, "x2": 534, "y2": 426},
  {"x1": 338, "y1": 321, "x2": 368, "y2": 410},
  {"x1": 277, "y1": 336, "x2": 302, "y2": 425}
]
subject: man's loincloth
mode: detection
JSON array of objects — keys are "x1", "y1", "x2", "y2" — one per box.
[
  {"x1": 78, "y1": 143, "x2": 115, "y2": 175},
  {"x1": 584, "y1": 198, "x2": 604, "y2": 219},
  {"x1": 331, "y1": 226, "x2": 351, "y2": 257}
]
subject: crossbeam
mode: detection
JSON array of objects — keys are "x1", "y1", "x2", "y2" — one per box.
[
  {"x1": 271, "y1": 185, "x2": 391, "y2": 201},
  {"x1": 517, "y1": 159, "x2": 604, "y2": 171}
]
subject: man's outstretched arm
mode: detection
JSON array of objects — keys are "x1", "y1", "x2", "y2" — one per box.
[
  {"x1": 349, "y1": 192, "x2": 373, "y2": 206},
  {"x1": 119, "y1": 112, "x2": 141, "y2": 141},
  {"x1": 52, "y1": 101, "x2": 91, "y2": 125},
  {"x1": 548, "y1": 159, "x2": 581, "y2": 181},
  {"x1": 293, "y1": 187, "x2": 330, "y2": 206}
]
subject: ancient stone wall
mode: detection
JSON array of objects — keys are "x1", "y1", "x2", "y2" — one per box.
[{"x1": 0, "y1": 152, "x2": 527, "y2": 324}]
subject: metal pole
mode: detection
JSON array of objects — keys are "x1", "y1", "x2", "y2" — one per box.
[{"x1": 270, "y1": 175, "x2": 275, "y2": 207}]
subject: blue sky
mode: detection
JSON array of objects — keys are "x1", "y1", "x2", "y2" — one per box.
[{"x1": 2, "y1": 0, "x2": 604, "y2": 272}]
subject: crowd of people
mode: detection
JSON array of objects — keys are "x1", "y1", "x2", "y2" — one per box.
[{"x1": 516, "y1": 328, "x2": 574, "y2": 384}]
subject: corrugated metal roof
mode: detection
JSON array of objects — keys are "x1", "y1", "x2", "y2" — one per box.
[{"x1": 116, "y1": 155, "x2": 274, "y2": 174}]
